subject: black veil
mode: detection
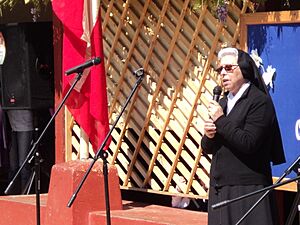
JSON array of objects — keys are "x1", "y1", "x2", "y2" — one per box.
[{"x1": 237, "y1": 49, "x2": 285, "y2": 165}]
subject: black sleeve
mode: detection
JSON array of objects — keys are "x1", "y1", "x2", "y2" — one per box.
[{"x1": 214, "y1": 96, "x2": 272, "y2": 155}]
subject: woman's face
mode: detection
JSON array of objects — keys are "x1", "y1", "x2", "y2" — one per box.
[{"x1": 218, "y1": 54, "x2": 246, "y2": 95}]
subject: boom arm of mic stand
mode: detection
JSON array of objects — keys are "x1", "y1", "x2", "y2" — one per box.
[
  {"x1": 67, "y1": 74, "x2": 144, "y2": 208},
  {"x1": 212, "y1": 175, "x2": 300, "y2": 210},
  {"x1": 5, "y1": 72, "x2": 85, "y2": 195}
]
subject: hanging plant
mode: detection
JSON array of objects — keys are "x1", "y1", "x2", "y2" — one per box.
[
  {"x1": 191, "y1": 0, "x2": 295, "y2": 23},
  {"x1": 215, "y1": 2, "x2": 229, "y2": 23},
  {"x1": 191, "y1": 0, "x2": 231, "y2": 23},
  {"x1": 248, "y1": 0, "x2": 266, "y2": 3}
]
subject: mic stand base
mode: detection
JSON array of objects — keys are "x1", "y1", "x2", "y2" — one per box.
[
  {"x1": 34, "y1": 151, "x2": 41, "y2": 225},
  {"x1": 285, "y1": 167, "x2": 300, "y2": 225},
  {"x1": 284, "y1": 191, "x2": 300, "y2": 225},
  {"x1": 101, "y1": 151, "x2": 111, "y2": 225}
]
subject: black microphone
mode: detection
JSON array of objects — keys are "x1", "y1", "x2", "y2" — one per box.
[
  {"x1": 213, "y1": 85, "x2": 222, "y2": 102},
  {"x1": 65, "y1": 57, "x2": 101, "y2": 75}
]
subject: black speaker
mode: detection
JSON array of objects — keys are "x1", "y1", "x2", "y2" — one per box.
[{"x1": 0, "y1": 22, "x2": 53, "y2": 110}]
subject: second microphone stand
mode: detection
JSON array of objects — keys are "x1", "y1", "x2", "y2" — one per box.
[
  {"x1": 211, "y1": 155, "x2": 300, "y2": 225},
  {"x1": 67, "y1": 68, "x2": 145, "y2": 225},
  {"x1": 235, "y1": 155, "x2": 300, "y2": 225}
]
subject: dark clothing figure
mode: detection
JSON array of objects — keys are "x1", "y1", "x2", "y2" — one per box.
[
  {"x1": 0, "y1": 105, "x2": 7, "y2": 167},
  {"x1": 201, "y1": 48, "x2": 285, "y2": 225},
  {"x1": 7, "y1": 109, "x2": 33, "y2": 194}
]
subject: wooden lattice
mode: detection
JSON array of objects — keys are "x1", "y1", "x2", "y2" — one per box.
[{"x1": 67, "y1": 0, "x2": 251, "y2": 199}]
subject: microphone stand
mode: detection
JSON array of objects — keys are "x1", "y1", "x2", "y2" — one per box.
[
  {"x1": 4, "y1": 70, "x2": 87, "y2": 225},
  {"x1": 235, "y1": 155, "x2": 300, "y2": 225},
  {"x1": 212, "y1": 175, "x2": 300, "y2": 209},
  {"x1": 285, "y1": 160, "x2": 300, "y2": 225},
  {"x1": 211, "y1": 156, "x2": 300, "y2": 225},
  {"x1": 67, "y1": 68, "x2": 145, "y2": 225}
]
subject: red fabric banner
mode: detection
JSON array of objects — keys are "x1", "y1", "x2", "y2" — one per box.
[{"x1": 52, "y1": 0, "x2": 110, "y2": 152}]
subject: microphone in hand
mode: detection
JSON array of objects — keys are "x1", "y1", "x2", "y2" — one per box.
[
  {"x1": 213, "y1": 85, "x2": 222, "y2": 102},
  {"x1": 208, "y1": 85, "x2": 223, "y2": 122}
]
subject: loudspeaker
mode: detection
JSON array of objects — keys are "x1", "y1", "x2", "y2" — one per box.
[{"x1": 0, "y1": 22, "x2": 53, "y2": 110}]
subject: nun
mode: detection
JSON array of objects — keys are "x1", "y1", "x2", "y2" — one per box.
[{"x1": 201, "y1": 47, "x2": 285, "y2": 225}]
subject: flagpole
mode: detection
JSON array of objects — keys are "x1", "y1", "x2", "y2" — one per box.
[{"x1": 67, "y1": 68, "x2": 145, "y2": 225}]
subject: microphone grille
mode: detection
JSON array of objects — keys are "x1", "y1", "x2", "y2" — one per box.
[{"x1": 213, "y1": 85, "x2": 222, "y2": 95}]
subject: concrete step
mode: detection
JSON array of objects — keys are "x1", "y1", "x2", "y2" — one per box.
[
  {"x1": 89, "y1": 200, "x2": 208, "y2": 225},
  {"x1": 0, "y1": 194, "x2": 47, "y2": 225},
  {"x1": 0, "y1": 195, "x2": 208, "y2": 225}
]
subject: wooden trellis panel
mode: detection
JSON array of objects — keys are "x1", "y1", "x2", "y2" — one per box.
[{"x1": 67, "y1": 0, "x2": 251, "y2": 199}]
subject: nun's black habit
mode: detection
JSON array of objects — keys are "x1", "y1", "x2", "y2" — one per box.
[{"x1": 201, "y1": 48, "x2": 285, "y2": 225}]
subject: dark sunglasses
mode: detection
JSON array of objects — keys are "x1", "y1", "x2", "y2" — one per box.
[{"x1": 215, "y1": 64, "x2": 239, "y2": 74}]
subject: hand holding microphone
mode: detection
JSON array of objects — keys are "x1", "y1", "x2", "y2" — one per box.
[
  {"x1": 203, "y1": 86, "x2": 223, "y2": 138},
  {"x1": 208, "y1": 85, "x2": 223, "y2": 122}
]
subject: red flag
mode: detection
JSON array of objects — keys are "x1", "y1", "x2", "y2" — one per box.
[{"x1": 52, "y1": 0, "x2": 110, "y2": 152}]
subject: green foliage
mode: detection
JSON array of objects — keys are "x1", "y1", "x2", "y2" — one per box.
[
  {"x1": 192, "y1": 0, "x2": 232, "y2": 23},
  {"x1": 191, "y1": 0, "x2": 268, "y2": 11},
  {"x1": 0, "y1": 0, "x2": 50, "y2": 12},
  {"x1": 0, "y1": 0, "x2": 51, "y2": 20},
  {"x1": 192, "y1": 0, "x2": 229, "y2": 11}
]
